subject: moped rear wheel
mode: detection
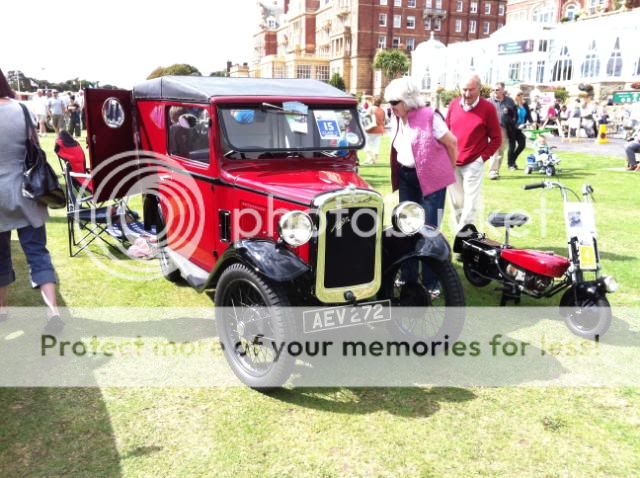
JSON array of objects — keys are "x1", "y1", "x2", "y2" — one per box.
[
  {"x1": 463, "y1": 262, "x2": 492, "y2": 287},
  {"x1": 383, "y1": 258, "x2": 465, "y2": 343},
  {"x1": 562, "y1": 293, "x2": 611, "y2": 340}
]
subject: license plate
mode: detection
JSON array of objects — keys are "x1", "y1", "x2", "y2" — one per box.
[
  {"x1": 579, "y1": 243, "x2": 597, "y2": 270},
  {"x1": 303, "y1": 300, "x2": 391, "y2": 334}
]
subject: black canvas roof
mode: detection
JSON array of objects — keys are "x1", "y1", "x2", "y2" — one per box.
[{"x1": 132, "y1": 76, "x2": 352, "y2": 102}]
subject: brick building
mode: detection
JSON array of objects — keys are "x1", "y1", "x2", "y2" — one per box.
[{"x1": 251, "y1": 0, "x2": 507, "y2": 94}]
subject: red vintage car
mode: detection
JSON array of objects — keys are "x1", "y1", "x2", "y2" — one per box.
[{"x1": 84, "y1": 76, "x2": 464, "y2": 387}]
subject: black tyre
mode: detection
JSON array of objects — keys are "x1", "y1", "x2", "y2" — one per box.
[
  {"x1": 561, "y1": 291, "x2": 612, "y2": 340},
  {"x1": 525, "y1": 166, "x2": 533, "y2": 175},
  {"x1": 156, "y1": 205, "x2": 181, "y2": 283},
  {"x1": 546, "y1": 165, "x2": 556, "y2": 176},
  {"x1": 383, "y1": 258, "x2": 465, "y2": 343},
  {"x1": 463, "y1": 262, "x2": 492, "y2": 287},
  {"x1": 214, "y1": 263, "x2": 295, "y2": 390}
]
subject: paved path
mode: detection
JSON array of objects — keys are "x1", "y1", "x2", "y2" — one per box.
[{"x1": 544, "y1": 135, "x2": 626, "y2": 157}]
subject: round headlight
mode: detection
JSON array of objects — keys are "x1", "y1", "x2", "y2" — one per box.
[
  {"x1": 279, "y1": 211, "x2": 313, "y2": 247},
  {"x1": 392, "y1": 202, "x2": 425, "y2": 236},
  {"x1": 603, "y1": 276, "x2": 619, "y2": 293}
]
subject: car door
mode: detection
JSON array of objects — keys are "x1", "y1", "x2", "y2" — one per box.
[{"x1": 85, "y1": 88, "x2": 138, "y2": 202}]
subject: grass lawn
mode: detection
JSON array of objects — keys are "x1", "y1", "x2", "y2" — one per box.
[{"x1": 0, "y1": 134, "x2": 638, "y2": 477}]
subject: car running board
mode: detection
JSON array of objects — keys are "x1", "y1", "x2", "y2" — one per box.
[{"x1": 165, "y1": 248, "x2": 209, "y2": 290}]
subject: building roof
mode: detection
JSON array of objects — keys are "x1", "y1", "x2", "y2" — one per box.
[{"x1": 133, "y1": 76, "x2": 352, "y2": 102}]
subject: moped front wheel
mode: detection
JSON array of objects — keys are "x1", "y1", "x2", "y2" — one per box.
[
  {"x1": 383, "y1": 258, "x2": 465, "y2": 343},
  {"x1": 561, "y1": 293, "x2": 612, "y2": 340}
]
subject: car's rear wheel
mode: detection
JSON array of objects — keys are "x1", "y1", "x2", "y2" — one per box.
[
  {"x1": 214, "y1": 263, "x2": 295, "y2": 390},
  {"x1": 383, "y1": 258, "x2": 465, "y2": 343}
]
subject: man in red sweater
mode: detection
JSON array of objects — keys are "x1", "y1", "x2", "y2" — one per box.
[{"x1": 445, "y1": 73, "x2": 502, "y2": 231}]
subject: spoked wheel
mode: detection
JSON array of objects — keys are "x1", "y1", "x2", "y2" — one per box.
[
  {"x1": 463, "y1": 262, "x2": 492, "y2": 287},
  {"x1": 545, "y1": 165, "x2": 556, "y2": 176},
  {"x1": 383, "y1": 258, "x2": 465, "y2": 343},
  {"x1": 214, "y1": 263, "x2": 295, "y2": 390},
  {"x1": 561, "y1": 292, "x2": 612, "y2": 340}
]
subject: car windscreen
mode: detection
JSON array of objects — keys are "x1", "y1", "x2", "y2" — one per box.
[{"x1": 218, "y1": 102, "x2": 365, "y2": 159}]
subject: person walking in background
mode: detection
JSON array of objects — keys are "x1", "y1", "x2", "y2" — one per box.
[
  {"x1": 47, "y1": 90, "x2": 66, "y2": 135},
  {"x1": 445, "y1": 73, "x2": 502, "y2": 231},
  {"x1": 30, "y1": 89, "x2": 49, "y2": 136},
  {"x1": 488, "y1": 82, "x2": 517, "y2": 179},
  {"x1": 363, "y1": 97, "x2": 386, "y2": 165},
  {"x1": 0, "y1": 69, "x2": 62, "y2": 332},
  {"x1": 77, "y1": 90, "x2": 86, "y2": 130},
  {"x1": 386, "y1": 76, "x2": 458, "y2": 229},
  {"x1": 509, "y1": 92, "x2": 531, "y2": 169},
  {"x1": 67, "y1": 94, "x2": 82, "y2": 137},
  {"x1": 625, "y1": 128, "x2": 640, "y2": 171}
]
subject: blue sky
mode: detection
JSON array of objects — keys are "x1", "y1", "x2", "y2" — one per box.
[{"x1": 1, "y1": 0, "x2": 258, "y2": 88}]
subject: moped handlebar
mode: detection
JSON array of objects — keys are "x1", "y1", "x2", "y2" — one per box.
[{"x1": 523, "y1": 182, "x2": 547, "y2": 190}]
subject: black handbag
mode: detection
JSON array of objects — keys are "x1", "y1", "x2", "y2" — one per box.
[{"x1": 19, "y1": 103, "x2": 66, "y2": 209}]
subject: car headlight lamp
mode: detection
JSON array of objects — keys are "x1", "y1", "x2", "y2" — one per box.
[
  {"x1": 279, "y1": 211, "x2": 313, "y2": 247},
  {"x1": 392, "y1": 201, "x2": 425, "y2": 236}
]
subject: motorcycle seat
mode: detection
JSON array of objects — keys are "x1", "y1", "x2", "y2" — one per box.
[{"x1": 488, "y1": 212, "x2": 529, "y2": 228}]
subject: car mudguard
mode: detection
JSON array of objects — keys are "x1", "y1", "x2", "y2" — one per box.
[
  {"x1": 204, "y1": 239, "x2": 310, "y2": 290},
  {"x1": 381, "y1": 225, "x2": 451, "y2": 275}
]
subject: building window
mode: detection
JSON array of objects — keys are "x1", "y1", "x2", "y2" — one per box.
[
  {"x1": 483, "y1": 21, "x2": 490, "y2": 34},
  {"x1": 434, "y1": 17, "x2": 442, "y2": 31},
  {"x1": 426, "y1": 0, "x2": 432, "y2": 7},
  {"x1": 469, "y1": 19, "x2": 476, "y2": 33},
  {"x1": 508, "y1": 62, "x2": 521, "y2": 81},
  {"x1": 456, "y1": 0, "x2": 463, "y2": 12},
  {"x1": 408, "y1": 0, "x2": 416, "y2": 6},
  {"x1": 380, "y1": 0, "x2": 387, "y2": 5},
  {"x1": 378, "y1": 36, "x2": 387, "y2": 48},
  {"x1": 296, "y1": 64, "x2": 312, "y2": 79},
  {"x1": 606, "y1": 37, "x2": 623, "y2": 77},
  {"x1": 539, "y1": 39, "x2": 548, "y2": 52},
  {"x1": 407, "y1": 38, "x2": 415, "y2": 51},
  {"x1": 316, "y1": 65, "x2": 330, "y2": 82},
  {"x1": 435, "y1": 0, "x2": 442, "y2": 8},
  {"x1": 394, "y1": 15, "x2": 401, "y2": 28},
  {"x1": 499, "y1": 4, "x2": 505, "y2": 15},
  {"x1": 379, "y1": 13, "x2": 387, "y2": 26},
  {"x1": 536, "y1": 60, "x2": 545, "y2": 83},
  {"x1": 552, "y1": 45, "x2": 573, "y2": 81},
  {"x1": 581, "y1": 40, "x2": 600, "y2": 78},
  {"x1": 522, "y1": 61, "x2": 533, "y2": 82},
  {"x1": 407, "y1": 16, "x2": 415, "y2": 29},
  {"x1": 392, "y1": 36, "x2": 401, "y2": 48},
  {"x1": 470, "y1": 1, "x2": 478, "y2": 13},
  {"x1": 394, "y1": 0, "x2": 401, "y2": 6},
  {"x1": 485, "y1": 3, "x2": 491, "y2": 14},
  {"x1": 422, "y1": 68, "x2": 431, "y2": 90},
  {"x1": 455, "y1": 19, "x2": 462, "y2": 32},
  {"x1": 533, "y1": 6, "x2": 555, "y2": 23},
  {"x1": 424, "y1": 17, "x2": 432, "y2": 29},
  {"x1": 273, "y1": 64, "x2": 285, "y2": 78}
]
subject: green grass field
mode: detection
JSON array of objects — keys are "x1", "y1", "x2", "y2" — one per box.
[{"x1": 0, "y1": 134, "x2": 638, "y2": 477}]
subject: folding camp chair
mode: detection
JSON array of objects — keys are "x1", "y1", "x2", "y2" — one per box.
[{"x1": 54, "y1": 132, "x2": 148, "y2": 257}]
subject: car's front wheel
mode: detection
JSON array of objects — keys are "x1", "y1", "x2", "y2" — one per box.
[
  {"x1": 383, "y1": 257, "x2": 465, "y2": 343},
  {"x1": 214, "y1": 263, "x2": 295, "y2": 390}
]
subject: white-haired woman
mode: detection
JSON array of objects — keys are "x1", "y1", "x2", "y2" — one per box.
[{"x1": 385, "y1": 76, "x2": 458, "y2": 229}]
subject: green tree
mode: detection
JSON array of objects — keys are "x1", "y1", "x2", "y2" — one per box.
[
  {"x1": 554, "y1": 86, "x2": 569, "y2": 104},
  {"x1": 372, "y1": 49, "x2": 410, "y2": 81},
  {"x1": 209, "y1": 70, "x2": 228, "y2": 77},
  {"x1": 147, "y1": 64, "x2": 202, "y2": 79},
  {"x1": 329, "y1": 72, "x2": 346, "y2": 91}
]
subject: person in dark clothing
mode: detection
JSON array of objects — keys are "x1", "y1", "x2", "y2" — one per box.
[
  {"x1": 488, "y1": 82, "x2": 518, "y2": 177},
  {"x1": 510, "y1": 92, "x2": 531, "y2": 168}
]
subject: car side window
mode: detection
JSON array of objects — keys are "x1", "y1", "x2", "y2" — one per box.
[{"x1": 167, "y1": 106, "x2": 210, "y2": 163}]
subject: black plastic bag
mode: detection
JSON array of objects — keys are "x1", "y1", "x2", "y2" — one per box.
[{"x1": 18, "y1": 103, "x2": 65, "y2": 209}]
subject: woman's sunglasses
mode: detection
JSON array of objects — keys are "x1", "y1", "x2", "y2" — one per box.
[{"x1": 389, "y1": 100, "x2": 401, "y2": 106}]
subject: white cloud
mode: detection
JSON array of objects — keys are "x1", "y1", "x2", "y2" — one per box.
[{"x1": 1, "y1": 0, "x2": 258, "y2": 88}]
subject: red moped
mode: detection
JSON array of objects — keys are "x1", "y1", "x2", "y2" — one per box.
[{"x1": 453, "y1": 181, "x2": 618, "y2": 339}]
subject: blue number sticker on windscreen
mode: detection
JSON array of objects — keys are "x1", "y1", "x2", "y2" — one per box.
[{"x1": 314, "y1": 111, "x2": 341, "y2": 140}]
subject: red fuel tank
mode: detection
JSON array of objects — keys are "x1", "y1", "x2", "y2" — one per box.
[{"x1": 500, "y1": 249, "x2": 570, "y2": 278}]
